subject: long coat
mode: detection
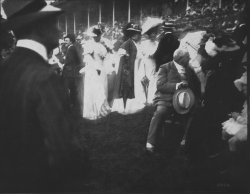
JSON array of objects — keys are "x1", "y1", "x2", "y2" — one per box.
[
  {"x1": 113, "y1": 38, "x2": 137, "y2": 99},
  {"x1": 153, "y1": 61, "x2": 201, "y2": 105},
  {"x1": 62, "y1": 44, "x2": 81, "y2": 77},
  {"x1": 0, "y1": 47, "x2": 86, "y2": 192},
  {"x1": 153, "y1": 32, "x2": 180, "y2": 72}
]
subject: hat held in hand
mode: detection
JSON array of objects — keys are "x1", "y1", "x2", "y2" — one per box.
[{"x1": 173, "y1": 88, "x2": 195, "y2": 114}]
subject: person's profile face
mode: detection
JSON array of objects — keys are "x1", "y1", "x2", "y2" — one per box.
[
  {"x1": 64, "y1": 38, "x2": 72, "y2": 47},
  {"x1": 93, "y1": 35, "x2": 101, "y2": 42},
  {"x1": 242, "y1": 84, "x2": 247, "y2": 96},
  {"x1": 149, "y1": 32, "x2": 157, "y2": 41},
  {"x1": 180, "y1": 53, "x2": 190, "y2": 67},
  {"x1": 132, "y1": 33, "x2": 141, "y2": 42}
]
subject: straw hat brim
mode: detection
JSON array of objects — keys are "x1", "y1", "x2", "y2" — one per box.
[{"x1": 126, "y1": 28, "x2": 142, "y2": 32}]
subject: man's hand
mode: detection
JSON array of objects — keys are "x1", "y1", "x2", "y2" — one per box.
[{"x1": 177, "y1": 81, "x2": 188, "y2": 89}]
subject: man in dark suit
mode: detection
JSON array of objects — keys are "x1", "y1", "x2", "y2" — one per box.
[
  {"x1": 62, "y1": 33, "x2": 82, "y2": 107},
  {"x1": 0, "y1": 0, "x2": 87, "y2": 192},
  {"x1": 146, "y1": 48, "x2": 201, "y2": 153},
  {"x1": 153, "y1": 22, "x2": 180, "y2": 72}
]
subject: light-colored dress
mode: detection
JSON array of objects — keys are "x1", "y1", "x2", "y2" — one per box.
[
  {"x1": 80, "y1": 40, "x2": 110, "y2": 120},
  {"x1": 138, "y1": 39, "x2": 158, "y2": 103},
  {"x1": 222, "y1": 101, "x2": 247, "y2": 141}
]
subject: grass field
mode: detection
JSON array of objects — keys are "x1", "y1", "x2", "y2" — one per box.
[{"x1": 67, "y1": 105, "x2": 247, "y2": 193}]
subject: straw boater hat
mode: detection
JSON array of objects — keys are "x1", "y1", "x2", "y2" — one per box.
[
  {"x1": 162, "y1": 21, "x2": 174, "y2": 29},
  {"x1": 141, "y1": 17, "x2": 163, "y2": 35},
  {"x1": 126, "y1": 23, "x2": 142, "y2": 32},
  {"x1": 1, "y1": 0, "x2": 64, "y2": 31},
  {"x1": 173, "y1": 88, "x2": 195, "y2": 114}
]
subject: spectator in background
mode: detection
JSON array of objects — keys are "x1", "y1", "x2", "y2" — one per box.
[
  {"x1": 62, "y1": 34, "x2": 82, "y2": 107},
  {"x1": 153, "y1": 21, "x2": 180, "y2": 72},
  {"x1": 0, "y1": 0, "x2": 88, "y2": 192}
]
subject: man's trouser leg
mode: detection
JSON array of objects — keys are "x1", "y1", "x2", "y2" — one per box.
[{"x1": 147, "y1": 105, "x2": 172, "y2": 146}]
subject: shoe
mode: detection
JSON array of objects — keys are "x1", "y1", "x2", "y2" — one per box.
[
  {"x1": 146, "y1": 142, "x2": 154, "y2": 152},
  {"x1": 208, "y1": 152, "x2": 220, "y2": 159},
  {"x1": 143, "y1": 148, "x2": 154, "y2": 158},
  {"x1": 146, "y1": 147, "x2": 154, "y2": 153}
]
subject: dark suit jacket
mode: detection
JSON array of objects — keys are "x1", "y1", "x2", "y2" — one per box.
[
  {"x1": 0, "y1": 47, "x2": 86, "y2": 192},
  {"x1": 113, "y1": 38, "x2": 137, "y2": 99},
  {"x1": 153, "y1": 32, "x2": 180, "y2": 72},
  {"x1": 62, "y1": 44, "x2": 81, "y2": 77},
  {"x1": 154, "y1": 61, "x2": 201, "y2": 105}
]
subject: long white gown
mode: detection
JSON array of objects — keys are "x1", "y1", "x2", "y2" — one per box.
[
  {"x1": 80, "y1": 40, "x2": 111, "y2": 120},
  {"x1": 138, "y1": 39, "x2": 158, "y2": 104}
]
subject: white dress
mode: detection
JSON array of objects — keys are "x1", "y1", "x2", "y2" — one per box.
[
  {"x1": 138, "y1": 39, "x2": 158, "y2": 104},
  {"x1": 222, "y1": 101, "x2": 247, "y2": 141},
  {"x1": 80, "y1": 40, "x2": 110, "y2": 120}
]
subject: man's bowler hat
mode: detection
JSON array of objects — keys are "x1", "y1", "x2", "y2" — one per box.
[
  {"x1": 162, "y1": 21, "x2": 174, "y2": 29},
  {"x1": 64, "y1": 34, "x2": 76, "y2": 43}
]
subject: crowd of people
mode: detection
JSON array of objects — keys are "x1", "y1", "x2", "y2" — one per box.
[{"x1": 0, "y1": 0, "x2": 248, "y2": 192}]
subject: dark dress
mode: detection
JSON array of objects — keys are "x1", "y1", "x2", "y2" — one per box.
[
  {"x1": 153, "y1": 32, "x2": 180, "y2": 72},
  {"x1": 0, "y1": 47, "x2": 87, "y2": 192},
  {"x1": 186, "y1": 49, "x2": 245, "y2": 159},
  {"x1": 113, "y1": 38, "x2": 137, "y2": 99}
]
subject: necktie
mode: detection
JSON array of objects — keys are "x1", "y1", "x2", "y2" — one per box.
[{"x1": 179, "y1": 69, "x2": 187, "y2": 81}]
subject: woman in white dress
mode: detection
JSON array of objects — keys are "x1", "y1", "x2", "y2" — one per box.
[
  {"x1": 80, "y1": 26, "x2": 110, "y2": 120},
  {"x1": 137, "y1": 18, "x2": 162, "y2": 104}
]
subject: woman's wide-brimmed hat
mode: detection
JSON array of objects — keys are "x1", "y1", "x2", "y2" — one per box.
[
  {"x1": 126, "y1": 23, "x2": 142, "y2": 32},
  {"x1": 173, "y1": 88, "x2": 195, "y2": 114},
  {"x1": 86, "y1": 25, "x2": 102, "y2": 37},
  {"x1": 141, "y1": 17, "x2": 163, "y2": 35},
  {"x1": 1, "y1": 0, "x2": 64, "y2": 31}
]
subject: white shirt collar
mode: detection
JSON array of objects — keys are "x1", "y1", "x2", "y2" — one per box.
[
  {"x1": 131, "y1": 39, "x2": 137, "y2": 46},
  {"x1": 16, "y1": 39, "x2": 48, "y2": 61},
  {"x1": 173, "y1": 60, "x2": 186, "y2": 73}
]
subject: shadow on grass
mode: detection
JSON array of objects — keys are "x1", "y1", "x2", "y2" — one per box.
[{"x1": 70, "y1": 106, "x2": 230, "y2": 193}]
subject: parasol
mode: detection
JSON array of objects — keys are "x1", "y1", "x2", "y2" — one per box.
[{"x1": 140, "y1": 63, "x2": 150, "y2": 103}]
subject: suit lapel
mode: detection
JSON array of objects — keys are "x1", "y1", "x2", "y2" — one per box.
[
  {"x1": 185, "y1": 67, "x2": 192, "y2": 82},
  {"x1": 170, "y1": 62, "x2": 182, "y2": 80}
]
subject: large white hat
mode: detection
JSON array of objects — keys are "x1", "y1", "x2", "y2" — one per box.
[
  {"x1": 141, "y1": 17, "x2": 163, "y2": 35},
  {"x1": 86, "y1": 25, "x2": 102, "y2": 37}
]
